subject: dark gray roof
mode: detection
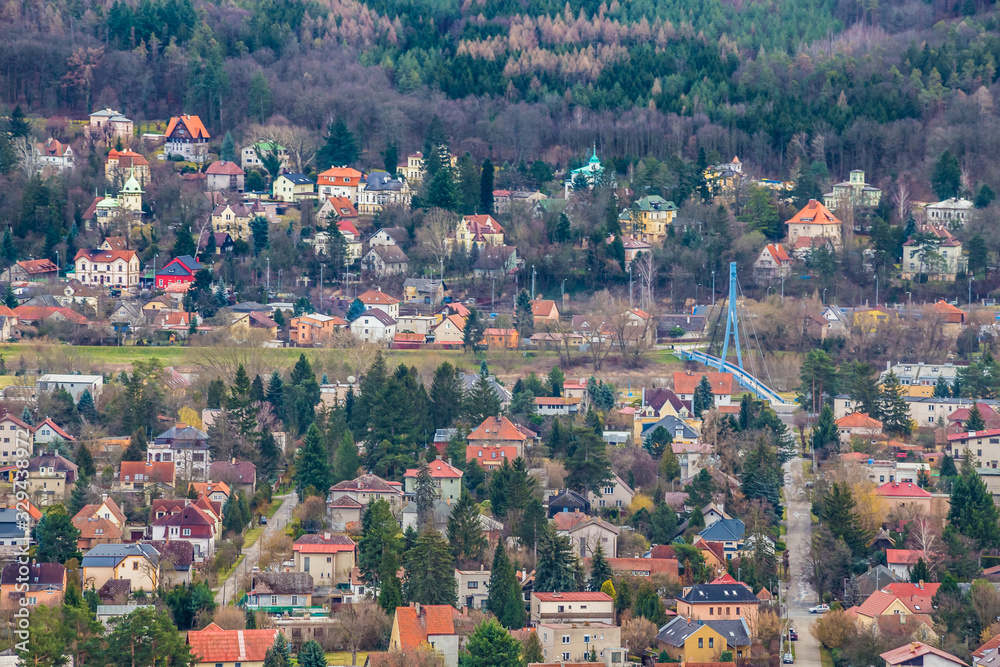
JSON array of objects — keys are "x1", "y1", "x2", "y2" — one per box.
[
  {"x1": 358, "y1": 309, "x2": 396, "y2": 326},
  {"x1": 365, "y1": 172, "x2": 404, "y2": 191},
  {"x1": 82, "y1": 543, "x2": 159, "y2": 569},
  {"x1": 460, "y1": 373, "x2": 512, "y2": 403},
  {"x1": 640, "y1": 415, "x2": 699, "y2": 440},
  {"x1": 228, "y1": 301, "x2": 271, "y2": 314},
  {"x1": 548, "y1": 489, "x2": 589, "y2": 507},
  {"x1": 658, "y1": 314, "x2": 707, "y2": 335},
  {"x1": 699, "y1": 518, "x2": 745, "y2": 542},
  {"x1": 281, "y1": 173, "x2": 314, "y2": 185},
  {"x1": 370, "y1": 245, "x2": 409, "y2": 264},
  {"x1": 154, "y1": 424, "x2": 208, "y2": 445},
  {"x1": 0, "y1": 508, "x2": 28, "y2": 539},
  {"x1": 676, "y1": 584, "x2": 760, "y2": 604},
  {"x1": 251, "y1": 571, "x2": 314, "y2": 595},
  {"x1": 403, "y1": 278, "x2": 443, "y2": 294},
  {"x1": 657, "y1": 618, "x2": 751, "y2": 648}
]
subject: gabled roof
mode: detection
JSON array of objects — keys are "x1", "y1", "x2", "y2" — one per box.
[
  {"x1": 533, "y1": 592, "x2": 612, "y2": 602},
  {"x1": 786, "y1": 199, "x2": 841, "y2": 226},
  {"x1": 886, "y1": 549, "x2": 925, "y2": 566},
  {"x1": 761, "y1": 243, "x2": 791, "y2": 264},
  {"x1": 73, "y1": 516, "x2": 123, "y2": 540},
  {"x1": 35, "y1": 417, "x2": 76, "y2": 441},
  {"x1": 0, "y1": 562, "x2": 64, "y2": 586},
  {"x1": 120, "y1": 461, "x2": 174, "y2": 483},
  {"x1": 27, "y1": 452, "x2": 78, "y2": 474},
  {"x1": 531, "y1": 300, "x2": 558, "y2": 317},
  {"x1": 206, "y1": 160, "x2": 244, "y2": 175},
  {"x1": 369, "y1": 245, "x2": 409, "y2": 264},
  {"x1": 82, "y1": 543, "x2": 159, "y2": 569},
  {"x1": 147, "y1": 540, "x2": 194, "y2": 568},
  {"x1": 835, "y1": 412, "x2": 883, "y2": 428},
  {"x1": 165, "y1": 115, "x2": 209, "y2": 140},
  {"x1": 328, "y1": 495, "x2": 364, "y2": 509},
  {"x1": 209, "y1": 460, "x2": 256, "y2": 484},
  {"x1": 317, "y1": 167, "x2": 363, "y2": 186},
  {"x1": 552, "y1": 511, "x2": 588, "y2": 531},
  {"x1": 74, "y1": 248, "x2": 138, "y2": 263},
  {"x1": 699, "y1": 518, "x2": 745, "y2": 543},
  {"x1": 250, "y1": 571, "x2": 314, "y2": 595},
  {"x1": 567, "y1": 516, "x2": 619, "y2": 536},
  {"x1": 107, "y1": 149, "x2": 148, "y2": 168},
  {"x1": 76, "y1": 496, "x2": 127, "y2": 525},
  {"x1": 676, "y1": 584, "x2": 760, "y2": 604},
  {"x1": 975, "y1": 636, "x2": 1000, "y2": 660},
  {"x1": 151, "y1": 504, "x2": 214, "y2": 528},
  {"x1": 358, "y1": 289, "x2": 400, "y2": 306},
  {"x1": 293, "y1": 533, "x2": 356, "y2": 553},
  {"x1": 881, "y1": 642, "x2": 967, "y2": 667},
  {"x1": 97, "y1": 578, "x2": 131, "y2": 601},
  {"x1": 360, "y1": 309, "x2": 396, "y2": 326},
  {"x1": 278, "y1": 173, "x2": 314, "y2": 185},
  {"x1": 879, "y1": 581, "x2": 938, "y2": 598},
  {"x1": 855, "y1": 590, "x2": 899, "y2": 617},
  {"x1": 16, "y1": 259, "x2": 58, "y2": 274},
  {"x1": 394, "y1": 605, "x2": 457, "y2": 652},
  {"x1": 330, "y1": 473, "x2": 401, "y2": 494}
]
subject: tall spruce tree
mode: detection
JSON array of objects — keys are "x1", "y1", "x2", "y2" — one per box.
[
  {"x1": 965, "y1": 403, "x2": 987, "y2": 432},
  {"x1": 948, "y1": 457, "x2": 1000, "y2": 550},
  {"x1": 294, "y1": 424, "x2": 332, "y2": 497},
  {"x1": 589, "y1": 543, "x2": 613, "y2": 591},
  {"x1": 480, "y1": 159, "x2": 495, "y2": 215},
  {"x1": 333, "y1": 432, "x2": 359, "y2": 483},
  {"x1": 464, "y1": 369, "x2": 501, "y2": 425},
  {"x1": 534, "y1": 523, "x2": 578, "y2": 592},
  {"x1": 693, "y1": 375, "x2": 714, "y2": 418},
  {"x1": 429, "y1": 362, "x2": 464, "y2": 429},
  {"x1": 879, "y1": 371, "x2": 912, "y2": 436},
  {"x1": 404, "y1": 529, "x2": 457, "y2": 605},
  {"x1": 414, "y1": 460, "x2": 436, "y2": 529},
  {"x1": 447, "y1": 489, "x2": 487, "y2": 567},
  {"x1": 487, "y1": 541, "x2": 526, "y2": 629}
]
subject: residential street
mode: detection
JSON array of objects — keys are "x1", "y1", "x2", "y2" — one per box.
[
  {"x1": 214, "y1": 491, "x2": 299, "y2": 606},
  {"x1": 784, "y1": 457, "x2": 823, "y2": 667}
]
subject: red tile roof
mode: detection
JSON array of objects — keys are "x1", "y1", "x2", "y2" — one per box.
[
  {"x1": 186, "y1": 626, "x2": 278, "y2": 663},
  {"x1": 34, "y1": 418, "x2": 74, "y2": 441},
  {"x1": 120, "y1": 461, "x2": 175, "y2": 484},
  {"x1": 605, "y1": 557, "x2": 679, "y2": 579},
  {"x1": 855, "y1": 590, "x2": 898, "y2": 617},
  {"x1": 467, "y1": 415, "x2": 529, "y2": 442},
  {"x1": 876, "y1": 481, "x2": 932, "y2": 498},
  {"x1": 764, "y1": 243, "x2": 791, "y2": 264},
  {"x1": 975, "y1": 635, "x2": 1000, "y2": 659},
  {"x1": 72, "y1": 516, "x2": 123, "y2": 540},
  {"x1": 165, "y1": 115, "x2": 210, "y2": 140},
  {"x1": 673, "y1": 371, "x2": 733, "y2": 395},
  {"x1": 880, "y1": 642, "x2": 967, "y2": 667},
  {"x1": 13, "y1": 306, "x2": 88, "y2": 325},
  {"x1": 886, "y1": 549, "x2": 924, "y2": 565},
  {"x1": 533, "y1": 592, "x2": 612, "y2": 602},
  {"x1": 881, "y1": 582, "x2": 940, "y2": 598},
  {"x1": 293, "y1": 533, "x2": 356, "y2": 553},
  {"x1": 786, "y1": 199, "x2": 841, "y2": 227},
  {"x1": 394, "y1": 605, "x2": 457, "y2": 652},
  {"x1": 326, "y1": 196, "x2": 359, "y2": 220},
  {"x1": 206, "y1": 160, "x2": 244, "y2": 175},
  {"x1": 107, "y1": 149, "x2": 148, "y2": 167},
  {"x1": 552, "y1": 512, "x2": 587, "y2": 531},
  {"x1": 17, "y1": 259, "x2": 58, "y2": 274},
  {"x1": 358, "y1": 289, "x2": 400, "y2": 306},
  {"x1": 74, "y1": 248, "x2": 138, "y2": 263},
  {"x1": 317, "y1": 167, "x2": 363, "y2": 187},
  {"x1": 531, "y1": 300, "x2": 557, "y2": 317},
  {"x1": 835, "y1": 412, "x2": 883, "y2": 429},
  {"x1": 404, "y1": 459, "x2": 463, "y2": 479},
  {"x1": 462, "y1": 214, "x2": 505, "y2": 238}
]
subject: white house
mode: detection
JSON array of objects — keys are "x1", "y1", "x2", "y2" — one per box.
[
  {"x1": 33, "y1": 418, "x2": 74, "y2": 446},
  {"x1": 36, "y1": 374, "x2": 103, "y2": 402},
  {"x1": 350, "y1": 309, "x2": 396, "y2": 344},
  {"x1": 925, "y1": 198, "x2": 974, "y2": 228},
  {"x1": 73, "y1": 249, "x2": 141, "y2": 293}
]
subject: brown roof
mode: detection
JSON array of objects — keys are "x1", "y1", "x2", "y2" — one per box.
[
  {"x1": 673, "y1": 371, "x2": 733, "y2": 395},
  {"x1": 72, "y1": 516, "x2": 123, "y2": 540},
  {"x1": 206, "y1": 160, "x2": 244, "y2": 175},
  {"x1": 251, "y1": 572, "x2": 314, "y2": 595},
  {"x1": 98, "y1": 578, "x2": 132, "y2": 601},
  {"x1": 467, "y1": 415, "x2": 529, "y2": 442},
  {"x1": 357, "y1": 289, "x2": 400, "y2": 306},
  {"x1": 146, "y1": 540, "x2": 195, "y2": 567},
  {"x1": 330, "y1": 473, "x2": 400, "y2": 494}
]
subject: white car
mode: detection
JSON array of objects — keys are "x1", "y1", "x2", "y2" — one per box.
[
  {"x1": 783, "y1": 653, "x2": 794, "y2": 664},
  {"x1": 809, "y1": 604, "x2": 830, "y2": 613}
]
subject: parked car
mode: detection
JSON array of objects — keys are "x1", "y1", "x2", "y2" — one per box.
[
  {"x1": 789, "y1": 628, "x2": 798, "y2": 641},
  {"x1": 809, "y1": 604, "x2": 830, "y2": 614},
  {"x1": 783, "y1": 653, "x2": 794, "y2": 664}
]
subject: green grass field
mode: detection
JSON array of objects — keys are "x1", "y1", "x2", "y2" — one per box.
[{"x1": 323, "y1": 651, "x2": 369, "y2": 666}]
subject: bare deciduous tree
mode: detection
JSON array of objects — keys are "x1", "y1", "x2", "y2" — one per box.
[
  {"x1": 335, "y1": 601, "x2": 393, "y2": 666},
  {"x1": 891, "y1": 175, "x2": 912, "y2": 222},
  {"x1": 417, "y1": 208, "x2": 456, "y2": 279},
  {"x1": 621, "y1": 617, "x2": 658, "y2": 653},
  {"x1": 12, "y1": 137, "x2": 38, "y2": 179},
  {"x1": 633, "y1": 251, "x2": 657, "y2": 311}
]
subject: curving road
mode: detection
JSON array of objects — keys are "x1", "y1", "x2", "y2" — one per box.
[
  {"x1": 784, "y1": 457, "x2": 823, "y2": 667},
  {"x1": 214, "y1": 491, "x2": 299, "y2": 606}
]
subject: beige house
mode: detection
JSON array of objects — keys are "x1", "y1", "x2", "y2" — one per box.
[
  {"x1": 564, "y1": 516, "x2": 620, "y2": 558},
  {"x1": 834, "y1": 412, "x2": 884, "y2": 444},
  {"x1": 902, "y1": 226, "x2": 965, "y2": 281},
  {"x1": 455, "y1": 569, "x2": 490, "y2": 610},
  {"x1": 588, "y1": 472, "x2": 634, "y2": 511},
  {"x1": 81, "y1": 543, "x2": 160, "y2": 591},
  {"x1": 88, "y1": 109, "x2": 134, "y2": 141},
  {"x1": 537, "y1": 623, "x2": 621, "y2": 664},
  {"x1": 211, "y1": 202, "x2": 253, "y2": 240},
  {"x1": 389, "y1": 604, "x2": 459, "y2": 667},
  {"x1": 328, "y1": 474, "x2": 403, "y2": 510},
  {"x1": 823, "y1": 170, "x2": 882, "y2": 210},
  {"x1": 357, "y1": 289, "x2": 401, "y2": 319},
  {"x1": 785, "y1": 199, "x2": 843, "y2": 249},
  {"x1": 73, "y1": 249, "x2": 141, "y2": 292},
  {"x1": 27, "y1": 451, "x2": 79, "y2": 506},
  {"x1": 530, "y1": 592, "x2": 615, "y2": 626},
  {"x1": 293, "y1": 533, "x2": 355, "y2": 588},
  {"x1": 0, "y1": 414, "x2": 33, "y2": 466},
  {"x1": 431, "y1": 314, "x2": 466, "y2": 345},
  {"x1": 447, "y1": 214, "x2": 505, "y2": 252}
]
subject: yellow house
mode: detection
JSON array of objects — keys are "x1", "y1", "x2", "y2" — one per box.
[
  {"x1": 447, "y1": 215, "x2": 505, "y2": 252},
  {"x1": 852, "y1": 307, "x2": 892, "y2": 333},
  {"x1": 271, "y1": 173, "x2": 315, "y2": 202},
  {"x1": 657, "y1": 618, "x2": 750, "y2": 662},
  {"x1": 431, "y1": 314, "x2": 465, "y2": 345},
  {"x1": 81, "y1": 543, "x2": 160, "y2": 592},
  {"x1": 629, "y1": 196, "x2": 677, "y2": 245},
  {"x1": 211, "y1": 202, "x2": 252, "y2": 240}
]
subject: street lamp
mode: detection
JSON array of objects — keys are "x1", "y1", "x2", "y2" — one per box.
[
  {"x1": 874, "y1": 273, "x2": 879, "y2": 307},
  {"x1": 907, "y1": 291, "x2": 912, "y2": 308},
  {"x1": 712, "y1": 269, "x2": 716, "y2": 306},
  {"x1": 822, "y1": 288, "x2": 827, "y2": 305}
]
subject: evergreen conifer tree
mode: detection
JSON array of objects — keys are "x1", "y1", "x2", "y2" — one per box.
[
  {"x1": 403, "y1": 529, "x2": 457, "y2": 605},
  {"x1": 480, "y1": 159, "x2": 495, "y2": 215},
  {"x1": 447, "y1": 489, "x2": 487, "y2": 566},
  {"x1": 588, "y1": 543, "x2": 613, "y2": 591},
  {"x1": 333, "y1": 433, "x2": 359, "y2": 483},
  {"x1": 430, "y1": 362, "x2": 464, "y2": 429},
  {"x1": 879, "y1": 371, "x2": 912, "y2": 436},
  {"x1": 534, "y1": 523, "x2": 578, "y2": 592},
  {"x1": 934, "y1": 375, "x2": 952, "y2": 398},
  {"x1": 948, "y1": 457, "x2": 1000, "y2": 550},
  {"x1": 294, "y1": 424, "x2": 332, "y2": 498},
  {"x1": 965, "y1": 403, "x2": 987, "y2": 432},
  {"x1": 414, "y1": 460, "x2": 436, "y2": 529},
  {"x1": 297, "y1": 641, "x2": 327, "y2": 667},
  {"x1": 75, "y1": 443, "x2": 96, "y2": 479},
  {"x1": 220, "y1": 132, "x2": 237, "y2": 163},
  {"x1": 464, "y1": 370, "x2": 501, "y2": 425},
  {"x1": 487, "y1": 541, "x2": 526, "y2": 629},
  {"x1": 461, "y1": 618, "x2": 523, "y2": 667},
  {"x1": 693, "y1": 375, "x2": 714, "y2": 418}
]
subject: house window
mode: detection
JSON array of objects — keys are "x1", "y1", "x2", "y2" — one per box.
[
  {"x1": 736, "y1": 607, "x2": 741, "y2": 615},
  {"x1": 709, "y1": 607, "x2": 713, "y2": 615},
  {"x1": 699, "y1": 639, "x2": 704, "y2": 648},
  {"x1": 271, "y1": 596, "x2": 278, "y2": 605},
  {"x1": 709, "y1": 638, "x2": 714, "y2": 648},
  {"x1": 563, "y1": 654, "x2": 570, "y2": 661},
  {"x1": 468, "y1": 582, "x2": 479, "y2": 589},
  {"x1": 562, "y1": 636, "x2": 571, "y2": 644},
  {"x1": 558, "y1": 605, "x2": 564, "y2": 612},
  {"x1": 182, "y1": 529, "x2": 191, "y2": 536},
  {"x1": 291, "y1": 595, "x2": 298, "y2": 605},
  {"x1": 584, "y1": 635, "x2": 591, "y2": 643},
  {"x1": 133, "y1": 562, "x2": 139, "y2": 570}
]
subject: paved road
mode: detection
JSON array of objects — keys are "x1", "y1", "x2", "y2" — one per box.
[
  {"x1": 784, "y1": 457, "x2": 822, "y2": 667},
  {"x1": 214, "y1": 491, "x2": 299, "y2": 606}
]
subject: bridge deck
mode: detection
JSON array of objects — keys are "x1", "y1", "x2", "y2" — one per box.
[{"x1": 679, "y1": 350, "x2": 791, "y2": 405}]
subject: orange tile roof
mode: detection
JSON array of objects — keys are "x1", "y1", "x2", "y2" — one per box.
[
  {"x1": 673, "y1": 371, "x2": 733, "y2": 395},
  {"x1": 886, "y1": 549, "x2": 924, "y2": 565},
  {"x1": 532, "y1": 300, "x2": 557, "y2": 317},
  {"x1": 605, "y1": 557, "x2": 679, "y2": 579},
  {"x1": 72, "y1": 516, "x2": 122, "y2": 540},
  {"x1": 187, "y1": 626, "x2": 278, "y2": 663},
  {"x1": 13, "y1": 306, "x2": 88, "y2": 325},
  {"x1": 880, "y1": 642, "x2": 967, "y2": 667},
  {"x1": 855, "y1": 590, "x2": 898, "y2": 617},
  {"x1": 17, "y1": 259, "x2": 58, "y2": 274},
  {"x1": 834, "y1": 412, "x2": 883, "y2": 429},
  {"x1": 107, "y1": 149, "x2": 149, "y2": 167},
  {"x1": 326, "y1": 196, "x2": 359, "y2": 220},
  {"x1": 467, "y1": 415, "x2": 529, "y2": 442},
  {"x1": 552, "y1": 512, "x2": 587, "y2": 531},
  {"x1": 786, "y1": 199, "x2": 841, "y2": 227},
  {"x1": 317, "y1": 167, "x2": 363, "y2": 187},
  {"x1": 394, "y1": 605, "x2": 457, "y2": 652},
  {"x1": 931, "y1": 300, "x2": 965, "y2": 315},
  {"x1": 120, "y1": 461, "x2": 175, "y2": 483},
  {"x1": 764, "y1": 243, "x2": 791, "y2": 264},
  {"x1": 165, "y1": 115, "x2": 210, "y2": 140},
  {"x1": 358, "y1": 289, "x2": 400, "y2": 306},
  {"x1": 74, "y1": 248, "x2": 138, "y2": 263},
  {"x1": 462, "y1": 214, "x2": 505, "y2": 237},
  {"x1": 190, "y1": 481, "x2": 230, "y2": 498}
]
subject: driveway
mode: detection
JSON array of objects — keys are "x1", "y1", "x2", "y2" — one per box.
[
  {"x1": 784, "y1": 457, "x2": 823, "y2": 667},
  {"x1": 214, "y1": 491, "x2": 299, "y2": 605}
]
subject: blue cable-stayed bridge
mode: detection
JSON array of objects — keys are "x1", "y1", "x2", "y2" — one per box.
[{"x1": 678, "y1": 262, "x2": 792, "y2": 406}]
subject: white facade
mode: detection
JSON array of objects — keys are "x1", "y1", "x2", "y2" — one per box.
[
  {"x1": 925, "y1": 198, "x2": 974, "y2": 227},
  {"x1": 36, "y1": 374, "x2": 103, "y2": 402},
  {"x1": 73, "y1": 251, "x2": 140, "y2": 292},
  {"x1": 350, "y1": 312, "x2": 396, "y2": 344}
]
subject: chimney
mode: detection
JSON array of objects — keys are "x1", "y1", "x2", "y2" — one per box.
[
  {"x1": 101, "y1": 493, "x2": 108, "y2": 501},
  {"x1": 176, "y1": 422, "x2": 186, "y2": 429},
  {"x1": 324, "y1": 532, "x2": 331, "y2": 540},
  {"x1": 918, "y1": 580, "x2": 924, "y2": 590},
  {"x1": 413, "y1": 602, "x2": 421, "y2": 615}
]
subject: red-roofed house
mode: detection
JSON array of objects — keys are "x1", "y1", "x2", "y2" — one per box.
[
  {"x1": 357, "y1": 289, "x2": 401, "y2": 319},
  {"x1": 974, "y1": 635, "x2": 1000, "y2": 663},
  {"x1": 165, "y1": 115, "x2": 210, "y2": 163},
  {"x1": 785, "y1": 199, "x2": 842, "y2": 249},
  {"x1": 187, "y1": 623, "x2": 280, "y2": 667},
  {"x1": 876, "y1": 481, "x2": 935, "y2": 515},
  {"x1": 946, "y1": 403, "x2": 1000, "y2": 434},
  {"x1": 530, "y1": 592, "x2": 614, "y2": 625},
  {"x1": 293, "y1": 532, "x2": 356, "y2": 587},
  {"x1": 3, "y1": 259, "x2": 58, "y2": 283},
  {"x1": 467, "y1": 415, "x2": 530, "y2": 456},
  {"x1": 604, "y1": 557, "x2": 679, "y2": 580},
  {"x1": 754, "y1": 244, "x2": 792, "y2": 279},
  {"x1": 673, "y1": 371, "x2": 733, "y2": 407},
  {"x1": 403, "y1": 458, "x2": 463, "y2": 501},
  {"x1": 389, "y1": 604, "x2": 459, "y2": 667},
  {"x1": 156, "y1": 255, "x2": 202, "y2": 289},
  {"x1": 317, "y1": 167, "x2": 363, "y2": 201},
  {"x1": 532, "y1": 299, "x2": 560, "y2": 323},
  {"x1": 105, "y1": 149, "x2": 149, "y2": 184},
  {"x1": 903, "y1": 226, "x2": 964, "y2": 281},
  {"x1": 73, "y1": 248, "x2": 140, "y2": 292},
  {"x1": 319, "y1": 195, "x2": 359, "y2": 221},
  {"x1": 33, "y1": 418, "x2": 74, "y2": 445},
  {"x1": 930, "y1": 299, "x2": 966, "y2": 324},
  {"x1": 881, "y1": 642, "x2": 967, "y2": 667},
  {"x1": 466, "y1": 445, "x2": 519, "y2": 470},
  {"x1": 881, "y1": 582, "x2": 940, "y2": 598},
  {"x1": 835, "y1": 412, "x2": 884, "y2": 443},
  {"x1": 886, "y1": 549, "x2": 926, "y2": 579},
  {"x1": 72, "y1": 515, "x2": 123, "y2": 550},
  {"x1": 119, "y1": 461, "x2": 175, "y2": 490},
  {"x1": 205, "y1": 160, "x2": 245, "y2": 192},
  {"x1": 151, "y1": 504, "x2": 216, "y2": 559}
]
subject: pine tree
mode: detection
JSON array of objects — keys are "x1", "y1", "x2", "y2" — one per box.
[
  {"x1": 589, "y1": 543, "x2": 613, "y2": 591},
  {"x1": 514, "y1": 289, "x2": 534, "y2": 344},
  {"x1": 487, "y1": 541, "x2": 526, "y2": 629},
  {"x1": 634, "y1": 583, "x2": 668, "y2": 625},
  {"x1": 819, "y1": 482, "x2": 871, "y2": 557},
  {"x1": 1, "y1": 227, "x2": 15, "y2": 267},
  {"x1": 480, "y1": 159, "x2": 495, "y2": 215},
  {"x1": 740, "y1": 435, "x2": 783, "y2": 521},
  {"x1": 430, "y1": 362, "x2": 463, "y2": 429},
  {"x1": 250, "y1": 216, "x2": 269, "y2": 255},
  {"x1": 684, "y1": 468, "x2": 715, "y2": 508},
  {"x1": 564, "y1": 425, "x2": 612, "y2": 497},
  {"x1": 650, "y1": 501, "x2": 679, "y2": 543},
  {"x1": 121, "y1": 427, "x2": 147, "y2": 462},
  {"x1": 447, "y1": 489, "x2": 487, "y2": 566},
  {"x1": 250, "y1": 375, "x2": 265, "y2": 403},
  {"x1": 462, "y1": 618, "x2": 523, "y2": 667},
  {"x1": 934, "y1": 375, "x2": 952, "y2": 398},
  {"x1": 965, "y1": 403, "x2": 987, "y2": 432},
  {"x1": 294, "y1": 424, "x2": 332, "y2": 498},
  {"x1": 75, "y1": 443, "x2": 96, "y2": 479},
  {"x1": 941, "y1": 455, "x2": 958, "y2": 478},
  {"x1": 463, "y1": 308, "x2": 485, "y2": 352},
  {"x1": 948, "y1": 457, "x2": 1000, "y2": 550},
  {"x1": 317, "y1": 119, "x2": 359, "y2": 168},
  {"x1": 879, "y1": 371, "x2": 912, "y2": 436},
  {"x1": 74, "y1": 389, "x2": 98, "y2": 425},
  {"x1": 909, "y1": 557, "x2": 930, "y2": 583},
  {"x1": 358, "y1": 498, "x2": 402, "y2": 591},
  {"x1": 693, "y1": 375, "x2": 714, "y2": 418},
  {"x1": 464, "y1": 369, "x2": 501, "y2": 425},
  {"x1": 297, "y1": 641, "x2": 327, "y2": 667},
  {"x1": 534, "y1": 523, "x2": 578, "y2": 592},
  {"x1": 67, "y1": 477, "x2": 90, "y2": 516},
  {"x1": 265, "y1": 372, "x2": 285, "y2": 422},
  {"x1": 811, "y1": 405, "x2": 839, "y2": 454},
  {"x1": 272, "y1": 633, "x2": 293, "y2": 666},
  {"x1": 220, "y1": 132, "x2": 237, "y2": 163},
  {"x1": 415, "y1": 460, "x2": 436, "y2": 529},
  {"x1": 3, "y1": 283, "x2": 16, "y2": 309},
  {"x1": 333, "y1": 433, "x2": 359, "y2": 483},
  {"x1": 404, "y1": 529, "x2": 457, "y2": 605}
]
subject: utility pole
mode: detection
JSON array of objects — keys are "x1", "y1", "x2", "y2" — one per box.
[
  {"x1": 875, "y1": 273, "x2": 879, "y2": 308},
  {"x1": 320, "y1": 264, "x2": 324, "y2": 308},
  {"x1": 712, "y1": 269, "x2": 716, "y2": 306},
  {"x1": 266, "y1": 257, "x2": 270, "y2": 300},
  {"x1": 531, "y1": 265, "x2": 536, "y2": 299},
  {"x1": 628, "y1": 266, "x2": 633, "y2": 307}
]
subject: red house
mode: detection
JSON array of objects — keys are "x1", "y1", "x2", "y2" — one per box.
[{"x1": 156, "y1": 255, "x2": 202, "y2": 289}]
